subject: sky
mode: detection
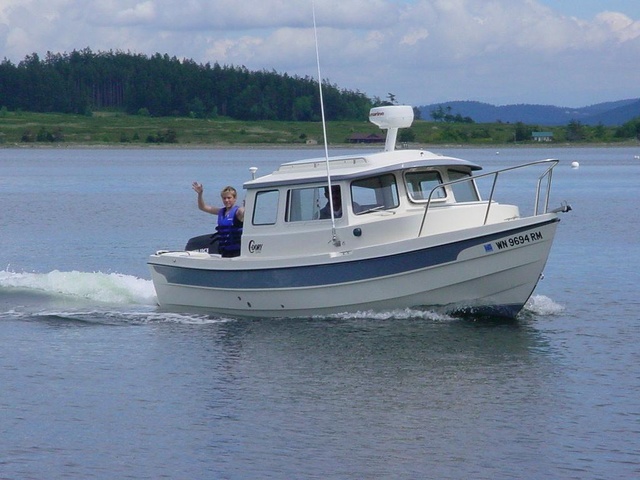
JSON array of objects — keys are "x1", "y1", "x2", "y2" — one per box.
[{"x1": 1, "y1": 0, "x2": 639, "y2": 108}]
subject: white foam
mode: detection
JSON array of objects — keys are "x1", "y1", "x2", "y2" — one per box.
[
  {"x1": 319, "y1": 308, "x2": 455, "y2": 321},
  {"x1": 36, "y1": 309, "x2": 231, "y2": 325},
  {"x1": 524, "y1": 294, "x2": 564, "y2": 316},
  {"x1": 127, "y1": 311, "x2": 235, "y2": 325},
  {"x1": 0, "y1": 269, "x2": 157, "y2": 305}
]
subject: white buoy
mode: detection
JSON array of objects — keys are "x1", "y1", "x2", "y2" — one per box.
[{"x1": 571, "y1": 161, "x2": 580, "y2": 169}]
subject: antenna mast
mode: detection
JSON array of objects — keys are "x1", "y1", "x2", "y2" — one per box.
[{"x1": 312, "y1": 1, "x2": 340, "y2": 247}]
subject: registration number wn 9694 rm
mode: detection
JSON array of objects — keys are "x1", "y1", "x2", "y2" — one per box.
[{"x1": 494, "y1": 231, "x2": 543, "y2": 250}]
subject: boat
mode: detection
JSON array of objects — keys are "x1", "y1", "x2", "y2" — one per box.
[{"x1": 148, "y1": 105, "x2": 571, "y2": 319}]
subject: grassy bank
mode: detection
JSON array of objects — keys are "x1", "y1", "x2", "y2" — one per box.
[{"x1": 0, "y1": 110, "x2": 635, "y2": 147}]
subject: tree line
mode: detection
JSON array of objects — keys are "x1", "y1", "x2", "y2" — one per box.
[
  {"x1": 0, "y1": 48, "x2": 374, "y2": 121},
  {"x1": 431, "y1": 106, "x2": 640, "y2": 142},
  {"x1": 429, "y1": 105, "x2": 474, "y2": 124}
]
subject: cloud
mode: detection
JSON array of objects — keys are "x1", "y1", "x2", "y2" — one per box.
[
  {"x1": 400, "y1": 28, "x2": 429, "y2": 46},
  {"x1": 115, "y1": 1, "x2": 157, "y2": 24},
  {"x1": 0, "y1": 0, "x2": 638, "y2": 106},
  {"x1": 595, "y1": 11, "x2": 640, "y2": 41}
]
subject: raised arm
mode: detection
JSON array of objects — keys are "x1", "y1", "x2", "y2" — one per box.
[{"x1": 192, "y1": 182, "x2": 220, "y2": 215}]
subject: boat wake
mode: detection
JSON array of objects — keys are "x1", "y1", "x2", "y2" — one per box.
[
  {"x1": 524, "y1": 294, "x2": 565, "y2": 316},
  {"x1": 0, "y1": 269, "x2": 157, "y2": 305},
  {"x1": 318, "y1": 308, "x2": 457, "y2": 322},
  {"x1": 0, "y1": 269, "x2": 240, "y2": 325},
  {"x1": 319, "y1": 295, "x2": 564, "y2": 323}
]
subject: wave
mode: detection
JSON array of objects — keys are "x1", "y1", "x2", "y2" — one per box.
[
  {"x1": 19, "y1": 309, "x2": 232, "y2": 326},
  {"x1": 317, "y1": 308, "x2": 456, "y2": 322},
  {"x1": 525, "y1": 294, "x2": 565, "y2": 316},
  {"x1": 312, "y1": 295, "x2": 564, "y2": 322},
  {"x1": 0, "y1": 269, "x2": 157, "y2": 305},
  {"x1": 0, "y1": 269, "x2": 241, "y2": 325}
]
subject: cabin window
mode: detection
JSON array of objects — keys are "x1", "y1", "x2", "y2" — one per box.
[
  {"x1": 286, "y1": 185, "x2": 341, "y2": 221},
  {"x1": 447, "y1": 169, "x2": 479, "y2": 202},
  {"x1": 351, "y1": 174, "x2": 398, "y2": 214},
  {"x1": 252, "y1": 190, "x2": 279, "y2": 225},
  {"x1": 405, "y1": 170, "x2": 445, "y2": 201}
]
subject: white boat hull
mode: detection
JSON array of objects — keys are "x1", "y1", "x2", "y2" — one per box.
[{"x1": 148, "y1": 215, "x2": 559, "y2": 319}]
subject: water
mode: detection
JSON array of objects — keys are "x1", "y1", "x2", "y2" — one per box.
[{"x1": 1, "y1": 146, "x2": 639, "y2": 479}]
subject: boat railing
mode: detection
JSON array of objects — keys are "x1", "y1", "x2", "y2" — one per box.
[{"x1": 418, "y1": 159, "x2": 559, "y2": 236}]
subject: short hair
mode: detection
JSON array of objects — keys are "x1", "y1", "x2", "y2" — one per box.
[
  {"x1": 220, "y1": 186, "x2": 237, "y2": 198},
  {"x1": 324, "y1": 185, "x2": 340, "y2": 197}
]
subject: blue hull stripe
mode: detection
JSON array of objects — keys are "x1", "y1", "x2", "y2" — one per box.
[{"x1": 151, "y1": 219, "x2": 558, "y2": 290}]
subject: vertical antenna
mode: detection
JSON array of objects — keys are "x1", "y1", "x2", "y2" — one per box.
[{"x1": 312, "y1": 1, "x2": 340, "y2": 246}]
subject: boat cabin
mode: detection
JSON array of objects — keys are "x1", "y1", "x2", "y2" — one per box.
[{"x1": 237, "y1": 148, "x2": 516, "y2": 259}]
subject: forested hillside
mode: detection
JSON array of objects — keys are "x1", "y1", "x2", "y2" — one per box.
[
  {"x1": 419, "y1": 99, "x2": 640, "y2": 126},
  {"x1": 0, "y1": 49, "x2": 373, "y2": 121}
]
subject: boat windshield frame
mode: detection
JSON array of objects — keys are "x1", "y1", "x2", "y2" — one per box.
[{"x1": 417, "y1": 158, "x2": 560, "y2": 236}]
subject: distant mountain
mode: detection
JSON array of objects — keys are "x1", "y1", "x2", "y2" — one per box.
[{"x1": 418, "y1": 99, "x2": 640, "y2": 126}]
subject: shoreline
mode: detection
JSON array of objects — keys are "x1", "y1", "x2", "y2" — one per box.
[{"x1": 1, "y1": 141, "x2": 638, "y2": 150}]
